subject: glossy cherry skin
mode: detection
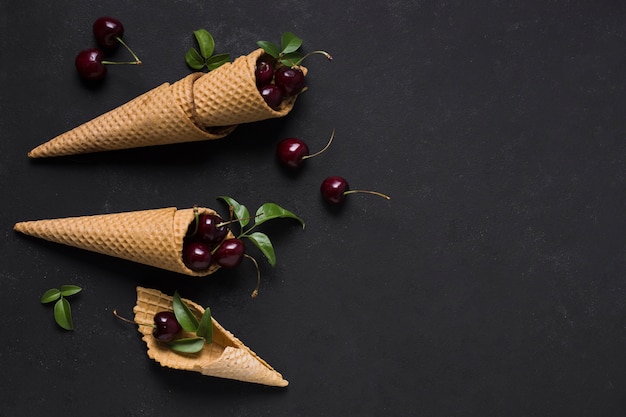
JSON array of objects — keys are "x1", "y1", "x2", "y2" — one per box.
[
  {"x1": 75, "y1": 48, "x2": 107, "y2": 81},
  {"x1": 194, "y1": 213, "x2": 228, "y2": 244},
  {"x1": 213, "y1": 238, "x2": 245, "y2": 269},
  {"x1": 93, "y1": 16, "x2": 124, "y2": 49},
  {"x1": 182, "y1": 241, "x2": 213, "y2": 271},
  {"x1": 259, "y1": 84, "x2": 283, "y2": 109},
  {"x1": 321, "y1": 176, "x2": 349, "y2": 205},
  {"x1": 255, "y1": 59, "x2": 274, "y2": 86},
  {"x1": 274, "y1": 66, "x2": 305, "y2": 97},
  {"x1": 277, "y1": 137, "x2": 310, "y2": 169},
  {"x1": 153, "y1": 311, "x2": 182, "y2": 342}
]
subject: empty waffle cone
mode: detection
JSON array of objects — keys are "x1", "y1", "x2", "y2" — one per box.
[
  {"x1": 133, "y1": 286, "x2": 288, "y2": 387},
  {"x1": 13, "y1": 207, "x2": 230, "y2": 276},
  {"x1": 28, "y1": 49, "x2": 305, "y2": 158}
]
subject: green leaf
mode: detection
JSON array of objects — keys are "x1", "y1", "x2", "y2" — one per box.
[
  {"x1": 60, "y1": 285, "x2": 82, "y2": 297},
  {"x1": 41, "y1": 288, "x2": 61, "y2": 304},
  {"x1": 185, "y1": 48, "x2": 205, "y2": 70},
  {"x1": 281, "y1": 32, "x2": 302, "y2": 54},
  {"x1": 196, "y1": 307, "x2": 213, "y2": 343},
  {"x1": 246, "y1": 232, "x2": 276, "y2": 267},
  {"x1": 256, "y1": 40, "x2": 280, "y2": 58},
  {"x1": 206, "y1": 53, "x2": 230, "y2": 70},
  {"x1": 254, "y1": 203, "x2": 305, "y2": 229},
  {"x1": 217, "y1": 196, "x2": 250, "y2": 228},
  {"x1": 280, "y1": 52, "x2": 303, "y2": 67},
  {"x1": 193, "y1": 29, "x2": 215, "y2": 59},
  {"x1": 168, "y1": 337, "x2": 205, "y2": 353},
  {"x1": 172, "y1": 291, "x2": 198, "y2": 332},
  {"x1": 54, "y1": 298, "x2": 74, "y2": 330}
]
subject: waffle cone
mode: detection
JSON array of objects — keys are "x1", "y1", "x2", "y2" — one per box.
[
  {"x1": 28, "y1": 74, "x2": 235, "y2": 158},
  {"x1": 13, "y1": 207, "x2": 230, "y2": 276},
  {"x1": 192, "y1": 48, "x2": 306, "y2": 127},
  {"x1": 133, "y1": 286, "x2": 288, "y2": 387},
  {"x1": 28, "y1": 49, "x2": 305, "y2": 158}
]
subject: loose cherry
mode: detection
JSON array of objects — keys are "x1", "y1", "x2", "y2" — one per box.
[
  {"x1": 93, "y1": 16, "x2": 124, "y2": 50},
  {"x1": 320, "y1": 176, "x2": 391, "y2": 205},
  {"x1": 277, "y1": 128, "x2": 335, "y2": 169},
  {"x1": 152, "y1": 311, "x2": 182, "y2": 342},
  {"x1": 182, "y1": 241, "x2": 213, "y2": 271},
  {"x1": 75, "y1": 48, "x2": 107, "y2": 81},
  {"x1": 259, "y1": 84, "x2": 283, "y2": 109},
  {"x1": 213, "y1": 238, "x2": 245, "y2": 269}
]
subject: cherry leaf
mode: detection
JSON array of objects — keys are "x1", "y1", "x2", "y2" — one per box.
[
  {"x1": 254, "y1": 203, "x2": 305, "y2": 229},
  {"x1": 280, "y1": 52, "x2": 303, "y2": 67},
  {"x1": 218, "y1": 196, "x2": 250, "y2": 228},
  {"x1": 206, "y1": 53, "x2": 230, "y2": 70},
  {"x1": 172, "y1": 291, "x2": 198, "y2": 332},
  {"x1": 246, "y1": 232, "x2": 276, "y2": 267},
  {"x1": 168, "y1": 337, "x2": 205, "y2": 354},
  {"x1": 54, "y1": 298, "x2": 74, "y2": 330},
  {"x1": 185, "y1": 48, "x2": 205, "y2": 70},
  {"x1": 281, "y1": 32, "x2": 302, "y2": 54},
  {"x1": 60, "y1": 285, "x2": 82, "y2": 297},
  {"x1": 41, "y1": 288, "x2": 61, "y2": 304},
  {"x1": 196, "y1": 307, "x2": 213, "y2": 343},
  {"x1": 256, "y1": 40, "x2": 280, "y2": 59},
  {"x1": 193, "y1": 29, "x2": 215, "y2": 59}
]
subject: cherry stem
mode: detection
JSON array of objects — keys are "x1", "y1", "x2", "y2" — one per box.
[
  {"x1": 295, "y1": 50, "x2": 333, "y2": 65},
  {"x1": 344, "y1": 190, "x2": 391, "y2": 200},
  {"x1": 303, "y1": 128, "x2": 335, "y2": 160},
  {"x1": 113, "y1": 309, "x2": 155, "y2": 328},
  {"x1": 244, "y1": 254, "x2": 261, "y2": 298},
  {"x1": 115, "y1": 36, "x2": 142, "y2": 64}
]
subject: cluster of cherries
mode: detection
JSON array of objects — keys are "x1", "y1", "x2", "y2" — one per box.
[
  {"x1": 255, "y1": 55, "x2": 306, "y2": 109},
  {"x1": 75, "y1": 16, "x2": 141, "y2": 81},
  {"x1": 181, "y1": 211, "x2": 245, "y2": 272}
]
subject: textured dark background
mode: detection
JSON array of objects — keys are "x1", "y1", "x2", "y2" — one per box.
[{"x1": 2, "y1": 1, "x2": 626, "y2": 416}]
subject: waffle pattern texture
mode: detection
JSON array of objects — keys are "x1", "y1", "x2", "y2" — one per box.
[
  {"x1": 27, "y1": 49, "x2": 304, "y2": 158},
  {"x1": 13, "y1": 207, "x2": 229, "y2": 276},
  {"x1": 133, "y1": 286, "x2": 288, "y2": 387}
]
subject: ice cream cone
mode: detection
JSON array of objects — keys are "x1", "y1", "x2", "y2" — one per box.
[
  {"x1": 13, "y1": 206, "x2": 230, "y2": 276},
  {"x1": 28, "y1": 49, "x2": 305, "y2": 158},
  {"x1": 133, "y1": 286, "x2": 288, "y2": 387}
]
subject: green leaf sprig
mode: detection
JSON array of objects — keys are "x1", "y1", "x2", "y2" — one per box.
[
  {"x1": 40, "y1": 285, "x2": 82, "y2": 331},
  {"x1": 168, "y1": 291, "x2": 212, "y2": 354},
  {"x1": 257, "y1": 32, "x2": 332, "y2": 67},
  {"x1": 185, "y1": 29, "x2": 230, "y2": 71},
  {"x1": 217, "y1": 196, "x2": 305, "y2": 268}
]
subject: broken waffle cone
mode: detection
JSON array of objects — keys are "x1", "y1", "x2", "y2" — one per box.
[
  {"x1": 134, "y1": 286, "x2": 288, "y2": 386},
  {"x1": 13, "y1": 206, "x2": 232, "y2": 276},
  {"x1": 27, "y1": 48, "x2": 305, "y2": 158}
]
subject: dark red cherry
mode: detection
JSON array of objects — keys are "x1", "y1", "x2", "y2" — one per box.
[
  {"x1": 259, "y1": 84, "x2": 283, "y2": 109},
  {"x1": 194, "y1": 213, "x2": 229, "y2": 244},
  {"x1": 255, "y1": 59, "x2": 275, "y2": 86},
  {"x1": 213, "y1": 238, "x2": 245, "y2": 269},
  {"x1": 93, "y1": 16, "x2": 124, "y2": 50},
  {"x1": 75, "y1": 48, "x2": 107, "y2": 81},
  {"x1": 152, "y1": 311, "x2": 182, "y2": 342},
  {"x1": 182, "y1": 241, "x2": 213, "y2": 271},
  {"x1": 321, "y1": 176, "x2": 349, "y2": 205},
  {"x1": 277, "y1": 138, "x2": 310, "y2": 169},
  {"x1": 274, "y1": 66, "x2": 305, "y2": 97}
]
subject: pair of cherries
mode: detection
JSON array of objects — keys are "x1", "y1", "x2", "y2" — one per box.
[
  {"x1": 255, "y1": 55, "x2": 306, "y2": 109},
  {"x1": 182, "y1": 212, "x2": 245, "y2": 272},
  {"x1": 276, "y1": 130, "x2": 390, "y2": 205},
  {"x1": 75, "y1": 16, "x2": 141, "y2": 81}
]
